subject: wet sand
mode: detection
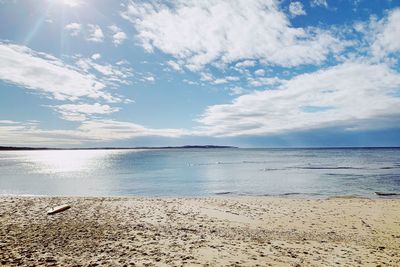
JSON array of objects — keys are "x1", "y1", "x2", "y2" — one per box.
[{"x1": 0, "y1": 196, "x2": 399, "y2": 266}]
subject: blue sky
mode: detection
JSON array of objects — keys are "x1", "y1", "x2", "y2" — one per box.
[{"x1": 0, "y1": 0, "x2": 400, "y2": 147}]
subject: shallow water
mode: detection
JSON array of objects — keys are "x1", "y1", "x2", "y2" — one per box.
[{"x1": 0, "y1": 148, "x2": 399, "y2": 197}]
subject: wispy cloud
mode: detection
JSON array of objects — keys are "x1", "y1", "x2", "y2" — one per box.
[
  {"x1": 143, "y1": 75, "x2": 155, "y2": 82},
  {"x1": 347, "y1": 8, "x2": 400, "y2": 64},
  {"x1": 235, "y1": 60, "x2": 256, "y2": 69},
  {"x1": 0, "y1": 42, "x2": 116, "y2": 101},
  {"x1": 108, "y1": 25, "x2": 127, "y2": 46},
  {"x1": 247, "y1": 76, "x2": 284, "y2": 87},
  {"x1": 64, "y1": 22, "x2": 82, "y2": 36},
  {"x1": 213, "y1": 76, "x2": 240, "y2": 85},
  {"x1": 166, "y1": 60, "x2": 182, "y2": 71},
  {"x1": 91, "y1": 53, "x2": 101, "y2": 60},
  {"x1": 64, "y1": 23, "x2": 104, "y2": 43},
  {"x1": 75, "y1": 56, "x2": 133, "y2": 87},
  {"x1": 87, "y1": 24, "x2": 104, "y2": 42},
  {"x1": 121, "y1": 0, "x2": 345, "y2": 70},
  {"x1": 228, "y1": 86, "x2": 249, "y2": 96},
  {"x1": 64, "y1": 23, "x2": 127, "y2": 46},
  {"x1": 289, "y1": 2, "x2": 306, "y2": 17},
  {"x1": 79, "y1": 120, "x2": 187, "y2": 139},
  {"x1": 310, "y1": 0, "x2": 328, "y2": 8},
  {"x1": 370, "y1": 8, "x2": 400, "y2": 60},
  {"x1": 50, "y1": 103, "x2": 121, "y2": 121},
  {"x1": 254, "y1": 69, "x2": 265, "y2": 76}
]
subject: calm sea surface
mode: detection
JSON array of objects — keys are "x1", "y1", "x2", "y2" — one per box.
[{"x1": 0, "y1": 148, "x2": 399, "y2": 197}]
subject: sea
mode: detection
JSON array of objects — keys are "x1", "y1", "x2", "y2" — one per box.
[{"x1": 0, "y1": 148, "x2": 399, "y2": 198}]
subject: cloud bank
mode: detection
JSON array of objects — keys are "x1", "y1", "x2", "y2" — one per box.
[
  {"x1": 0, "y1": 120, "x2": 188, "y2": 146},
  {"x1": 197, "y1": 62, "x2": 400, "y2": 136}
]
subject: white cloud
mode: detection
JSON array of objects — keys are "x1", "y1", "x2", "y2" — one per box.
[
  {"x1": 79, "y1": 120, "x2": 186, "y2": 139},
  {"x1": 370, "y1": 8, "x2": 400, "y2": 60},
  {"x1": 289, "y1": 2, "x2": 306, "y2": 17},
  {"x1": 226, "y1": 76, "x2": 240, "y2": 81},
  {"x1": 116, "y1": 60, "x2": 130, "y2": 65},
  {"x1": 112, "y1": 32, "x2": 127, "y2": 45},
  {"x1": 87, "y1": 24, "x2": 104, "y2": 42},
  {"x1": 0, "y1": 120, "x2": 88, "y2": 145},
  {"x1": 247, "y1": 76, "x2": 284, "y2": 87},
  {"x1": 213, "y1": 78, "x2": 228, "y2": 85},
  {"x1": 200, "y1": 72, "x2": 213, "y2": 82},
  {"x1": 75, "y1": 57, "x2": 133, "y2": 87},
  {"x1": 183, "y1": 79, "x2": 198, "y2": 85},
  {"x1": 235, "y1": 60, "x2": 256, "y2": 68},
  {"x1": 213, "y1": 76, "x2": 240, "y2": 85},
  {"x1": 121, "y1": 0, "x2": 344, "y2": 70},
  {"x1": 51, "y1": 103, "x2": 120, "y2": 121},
  {"x1": 108, "y1": 25, "x2": 120, "y2": 33},
  {"x1": 254, "y1": 69, "x2": 265, "y2": 76},
  {"x1": 310, "y1": 0, "x2": 328, "y2": 8},
  {"x1": 197, "y1": 62, "x2": 400, "y2": 136},
  {"x1": 0, "y1": 42, "x2": 117, "y2": 102},
  {"x1": 91, "y1": 53, "x2": 101, "y2": 60},
  {"x1": 66, "y1": 23, "x2": 124, "y2": 45},
  {"x1": 198, "y1": 72, "x2": 239, "y2": 85},
  {"x1": 353, "y1": 22, "x2": 365, "y2": 33},
  {"x1": 65, "y1": 22, "x2": 82, "y2": 36},
  {"x1": 144, "y1": 75, "x2": 155, "y2": 82},
  {"x1": 0, "y1": 119, "x2": 187, "y2": 146},
  {"x1": 108, "y1": 25, "x2": 127, "y2": 46},
  {"x1": 229, "y1": 86, "x2": 248, "y2": 95},
  {"x1": 166, "y1": 60, "x2": 182, "y2": 71}
]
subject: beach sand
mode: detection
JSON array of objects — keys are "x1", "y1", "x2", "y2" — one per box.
[{"x1": 1, "y1": 196, "x2": 399, "y2": 266}]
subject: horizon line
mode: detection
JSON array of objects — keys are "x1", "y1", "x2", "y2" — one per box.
[{"x1": 1, "y1": 145, "x2": 400, "y2": 151}]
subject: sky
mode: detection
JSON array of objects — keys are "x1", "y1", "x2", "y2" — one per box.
[{"x1": 0, "y1": 0, "x2": 400, "y2": 148}]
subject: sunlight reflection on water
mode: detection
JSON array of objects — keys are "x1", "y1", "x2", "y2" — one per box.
[
  {"x1": 0, "y1": 148, "x2": 399, "y2": 197},
  {"x1": 22, "y1": 150, "x2": 117, "y2": 173}
]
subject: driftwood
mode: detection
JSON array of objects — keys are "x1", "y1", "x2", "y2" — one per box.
[
  {"x1": 375, "y1": 192, "x2": 400, "y2": 196},
  {"x1": 47, "y1": 204, "x2": 71, "y2": 215}
]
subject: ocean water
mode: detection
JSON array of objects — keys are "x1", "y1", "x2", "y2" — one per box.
[{"x1": 0, "y1": 148, "x2": 399, "y2": 197}]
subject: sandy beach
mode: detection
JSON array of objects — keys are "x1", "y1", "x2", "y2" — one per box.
[{"x1": 0, "y1": 196, "x2": 399, "y2": 266}]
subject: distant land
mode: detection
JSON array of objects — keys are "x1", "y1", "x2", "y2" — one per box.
[
  {"x1": 1, "y1": 146, "x2": 399, "y2": 151},
  {"x1": 0, "y1": 145, "x2": 238, "y2": 151}
]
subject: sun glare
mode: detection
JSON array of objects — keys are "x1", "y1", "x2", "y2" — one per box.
[
  {"x1": 57, "y1": 0, "x2": 83, "y2": 7},
  {"x1": 25, "y1": 150, "x2": 110, "y2": 173}
]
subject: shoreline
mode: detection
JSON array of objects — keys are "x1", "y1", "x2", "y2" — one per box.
[
  {"x1": 1, "y1": 192, "x2": 399, "y2": 200},
  {"x1": 1, "y1": 196, "x2": 400, "y2": 266}
]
